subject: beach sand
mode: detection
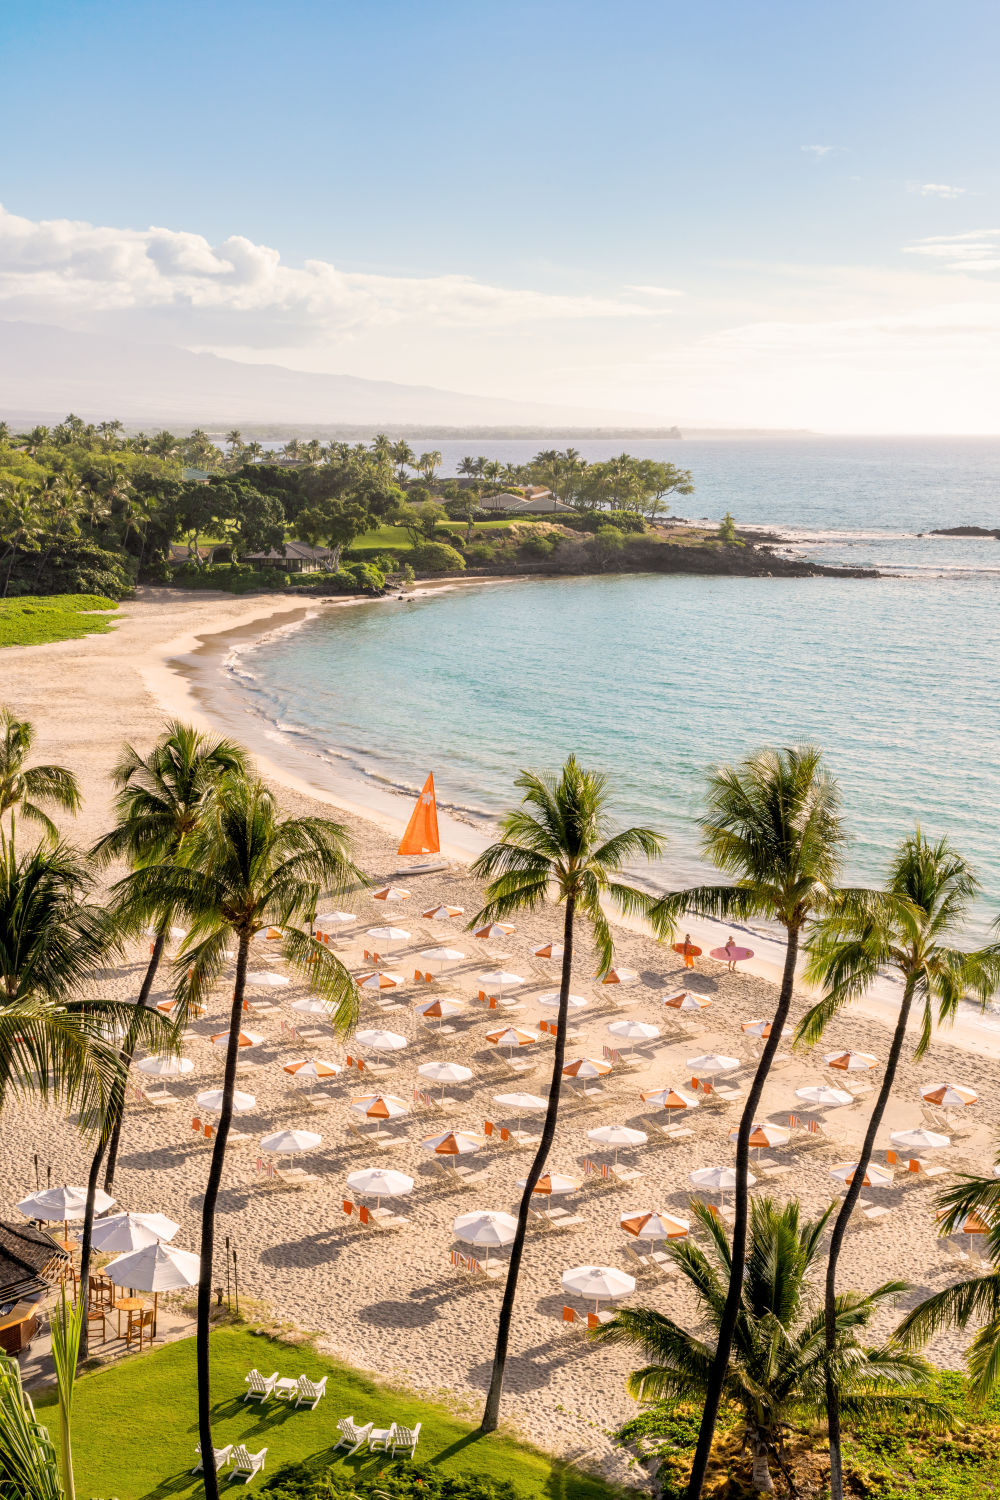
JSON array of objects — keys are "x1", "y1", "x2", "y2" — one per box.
[{"x1": 2, "y1": 587, "x2": 996, "y2": 1482}]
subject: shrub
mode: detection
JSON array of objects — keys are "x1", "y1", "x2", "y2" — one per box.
[
  {"x1": 717, "y1": 510, "x2": 743, "y2": 545},
  {"x1": 406, "y1": 541, "x2": 465, "y2": 574},
  {"x1": 263, "y1": 1458, "x2": 517, "y2": 1500},
  {"x1": 517, "y1": 534, "x2": 556, "y2": 561},
  {"x1": 606, "y1": 509, "x2": 646, "y2": 534},
  {"x1": 5, "y1": 538, "x2": 134, "y2": 600}
]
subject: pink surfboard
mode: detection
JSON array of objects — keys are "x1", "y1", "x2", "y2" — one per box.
[{"x1": 710, "y1": 945, "x2": 754, "y2": 963}]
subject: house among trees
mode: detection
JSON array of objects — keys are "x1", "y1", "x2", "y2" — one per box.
[
  {"x1": 242, "y1": 540, "x2": 335, "y2": 573},
  {"x1": 482, "y1": 487, "x2": 576, "y2": 515}
]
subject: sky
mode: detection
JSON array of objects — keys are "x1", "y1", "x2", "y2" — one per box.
[{"x1": 1, "y1": 0, "x2": 999, "y2": 431}]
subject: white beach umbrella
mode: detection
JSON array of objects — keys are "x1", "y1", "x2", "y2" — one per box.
[
  {"x1": 105, "y1": 1240, "x2": 200, "y2": 1335},
  {"x1": 137, "y1": 1055, "x2": 194, "y2": 1078},
  {"x1": 419, "y1": 947, "x2": 465, "y2": 964},
  {"x1": 210, "y1": 1030, "x2": 264, "y2": 1049},
  {"x1": 355, "y1": 1028, "x2": 408, "y2": 1052},
  {"x1": 422, "y1": 904, "x2": 464, "y2": 920},
  {"x1": 281, "y1": 1058, "x2": 340, "y2": 1082},
  {"x1": 607, "y1": 1020, "x2": 660, "y2": 1054},
  {"x1": 196, "y1": 1089, "x2": 256, "y2": 1113},
  {"x1": 829, "y1": 1161, "x2": 893, "y2": 1188},
  {"x1": 533, "y1": 942, "x2": 564, "y2": 960},
  {"x1": 314, "y1": 911, "x2": 356, "y2": 929},
  {"x1": 687, "y1": 1053, "x2": 740, "y2": 1077},
  {"x1": 741, "y1": 1018, "x2": 792, "y2": 1040},
  {"x1": 620, "y1": 1210, "x2": 689, "y2": 1241},
  {"x1": 372, "y1": 885, "x2": 411, "y2": 904},
  {"x1": 493, "y1": 1090, "x2": 547, "y2": 1133},
  {"x1": 418, "y1": 1060, "x2": 473, "y2": 1085},
  {"x1": 453, "y1": 1210, "x2": 516, "y2": 1265},
  {"x1": 355, "y1": 971, "x2": 405, "y2": 992},
  {"x1": 921, "y1": 1082, "x2": 978, "y2": 1109},
  {"x1": 260, "y1": 1128, "x2": 322, "y2": 1159},
  {"x1": 478, "y1": 970, "x2": 524, "y2": 997},
  {"x1": 474, "y1": 922, "x2": 516, "y2": 940},
  {"x1": 421, "y1": 1130, "x2": 485, "y2": 1162},
  {"x1": 796, "y1": 1085, "x2": 853, "y2": 1108},
  {"x1": 516, "y1": 1173, "x2": 581, "y2": 1196},
  {"x1": 290, "y1": 997, "x2": 331, "y2": 1017},
  {"x1": 825, "y1": 1050, "x2": 879, "y2": 1072},
  {"x1": 641, "y1": 1085, "x2": 699, "y2": 1111},
  {"x1": 536, "y1": 991, "x2": 588, "y2": 1010},
  {"x1": 90, "y1": 1211, "x2": 179, "y2": 1254},
  {"x1": 561, "y1": 1264, "x2": 635, "y2": 1312},
  {"x1": 367, "y1": 926, "x2": 411, "y2": 942},
  {"x1": 662, "y1": 990, "x2": 712, "y2": 1011},
  {"x1": 246, "y1": 971, "x2": 289, "y2": 989},
  {"x1": 345, "y1": 1167, "x2": 413, "y2": 1210},
  {"x1": 890, "y1": 1127, "x2": 950, "y2": 1152},
  {"x1": 350, "y1": 1093, "x2": 409, "y2": 1134},
  {"x1": 18, "y1": 1186, "x2": 115, "y2": 1230},
  {"x1": 689, "y1": 1165, "x2": 756, "y2": 1204},
  {"x1": 587, "y1": 1124, "x2": 647, "y2": 1163},
  {"x1": 486, "y1": 1026, "x2": 538, "y2": 1050}
]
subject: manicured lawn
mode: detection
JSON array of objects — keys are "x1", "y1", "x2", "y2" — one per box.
[
  {"x1": 34, "y1": 1328, "x2": 624, "y2": 1500},
  {"x1": 0, "y1": 593, "x2": 120, "y2": 647},
  {"x1": 348, "y1": 524, "x2": 414, "y2": 557}
]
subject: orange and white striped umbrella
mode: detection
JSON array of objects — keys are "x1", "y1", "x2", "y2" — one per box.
[
  {"x1": 475, "y1": 922, "x2": 516, "y2": 939},
  {"x1": 825, "y1": 1050, "x2": 879, "y2": 1072},
  {"x1": 421, "y1": 1129, "x2": 485, "y2": 1157},
  {"x1": 729, "y1": 1121, "x2": 791, "y2": 1149},
  {"x1": 210, "y1": 1030, "x2": 264, "y2": 1049},
  {"x1": 961, "y1": 1211, "x2": 993, "y2": 1235},
  {"x1": 829, "y1": 1161, "x2": 893, "y2": 1188},
  {"x1": 351, "y1": 1092, "x2": 409, "y2": 1121},
  {"x1": 413, "y1": 996, "x2": 463, "y2": 1020},
  {"x1": 516, "y1": 1173, "x2": 581, "y2": 1196},
  {"x1": 533, "y1": 941, "x2": 564, "y2": 959},
  {"x1": 620, "y1": 1210, "x2": 689, "y2": 1241},
  {"x1": 922, "y1": 1082, "x2": 978, "y2": 1108},
  {"x1": 356, "y1": 970, "x2": 405, "y2": 991},
  {"x1": 423, "y1": 904, "x2": 464, "y2": 920},
  {"x1": 641, "y1": 1086, "x2": 699, "y2": 1111},
  {"x1": 372, "y1": 885, "x2": 411, "y2": 903},
  {"x1": 599, "y1": 967, "x2": 638, "y2": 986},
  {"x1": 486, "y1": 1026, "x2": 538, "y2": 1049},
  {"x1": 662, "y1": 990, "x2": 711, "y2": 1011},
  {"x1": 742, "y1": 1018, "x2": 790, "y2": 1039},
  {"x1": 282, "y1": 1058, "x2": 341, "y2": 1080},
  {"x1": 563, "y1": 1056, "x2": 612, "y2": 1079}
]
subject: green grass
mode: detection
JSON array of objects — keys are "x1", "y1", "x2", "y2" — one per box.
[
  {"x1": 34, "y1": 1328, "x2": 623, "y2": 1500},
  {"x1": 348, "y1": 524, "x2": 414, "y2": 557},
  {"x1": 0, "y1": 593, "x2": 120, "y2": 647}
]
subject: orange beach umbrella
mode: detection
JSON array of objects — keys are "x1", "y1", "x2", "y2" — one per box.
[
  {"x1": 422, "y1": 904, "x2": 464, "y2": 920},
  {"x1": 641, "y1": 1086, "x2": 699, "y2": 1111},
  {"x1": 398, "y1": 774, "x2": 441, "y2": 857},
  {"x1": 372, "y1": 885, "x2": 411, "y2": 904}
]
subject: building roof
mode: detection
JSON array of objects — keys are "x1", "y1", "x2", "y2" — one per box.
[
  {"x1": 243, "y1": 540, "x2": 333, "y2": 563},
  {"x1": 0, "y1": 1221, "x2": 67, "y2": 1299}
]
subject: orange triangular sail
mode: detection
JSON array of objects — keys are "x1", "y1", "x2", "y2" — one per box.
[{"x1": 398, "y1": 773, "x2": 441, "y2": 856}]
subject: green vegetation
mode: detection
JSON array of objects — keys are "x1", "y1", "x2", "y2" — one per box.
[
  {"x1": 32, "y1": 1328, "x2": 622, "y2": 1500},
  {"x1": 0, "y1": 594, "x2": 119, "y2": 647}
]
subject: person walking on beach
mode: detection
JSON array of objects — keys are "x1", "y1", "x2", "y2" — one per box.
[
  {"x1": 682, "y1": 933, "x2": 697, "y2": 970},
  {"x1": 724, "y1": 935, "x2": 738, "y2": 972}
]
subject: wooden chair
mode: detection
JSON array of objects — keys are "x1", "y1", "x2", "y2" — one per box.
[{"x1": 125, "y1": 1307, "x2": 154, "y2": 1351}]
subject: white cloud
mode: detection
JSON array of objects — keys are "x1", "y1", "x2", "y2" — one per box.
[
  {"x1": 903, "y1": 229, "x2": 1000, "y2": 272},
  {"x1": 624, "y1": 285, "x2": 683, "y2": 299},
  {"x1": 0, "y1": 204, "x2": 653, "y2": 348},
  {"x1": 801, "y1": 145, "x2": 836, "y2": 157},
  {"x1": 909, "y1": 182, "x2": 967, "y2": 198}
]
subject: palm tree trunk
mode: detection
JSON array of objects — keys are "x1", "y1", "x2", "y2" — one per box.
[
  {"x1": 197, "y1": 931, "x2": 248, "y2": 1500},
  {"x1": 104, "y1": 933, "x2": 166, "y2": 1193},
  {"x1": 76, "y1": 1134, "x2": 108, "y2": 1363},
  {"x1": 823, "y1": 976, "x2": 916, "y2": 1500},
  {"x1": 480, "y1": 893, "x2": 575, "y2": 1433},
  {"x1": 686, "y1": 925, "x2": 800, "y2": 1500}
]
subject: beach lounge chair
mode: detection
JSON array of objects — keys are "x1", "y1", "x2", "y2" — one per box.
[
  {"x1": 294, "y1": 1374, "x2": 328, "y2": 1408},
  {"x1": 243, "y1": 1369, "x2": 278, "y2": 1402},
  {"x1": 558, "y1": 1305, "x2": 586, "y2": 1337},
  {"x1": 193, "y1": 1444, "x2": 233, "y2": 1474},
  {"x1": 334, "y1": 1417, "x2": 373, "y2": 1455},
  {"x1": 540, "y1": 1205, "x2": 585, "y2": 1231},
  {"x1": 390, "y1": 1423, "x2": 421, "y2": 1458},
  {"x1": 606, "y1": 1162, "x2": 643, "y2": 1187},
  {"x1": 228, "y1": 1445, "x2": 267, "y2": 1483}
]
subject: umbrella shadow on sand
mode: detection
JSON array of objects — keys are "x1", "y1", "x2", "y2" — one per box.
[
  {"x1": 356, "y1": 1294, "x2": 441, "y2": 1329},
  {"x1": 257, "y1": 1230, "x2": 348, "y2": 1269}
]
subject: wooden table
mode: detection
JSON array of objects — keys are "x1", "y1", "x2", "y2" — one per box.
[{"x1": 112, "y1": 1297, "x2": 146, "y2": 1338}]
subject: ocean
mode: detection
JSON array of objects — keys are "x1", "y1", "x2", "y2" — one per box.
[{"x1": 203, "y1": 437, "x2": 1000, "y2": 938}]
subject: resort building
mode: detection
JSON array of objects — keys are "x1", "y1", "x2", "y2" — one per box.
[{"x1": 242, "y1": 540, "x2": 335, "y2": 573}]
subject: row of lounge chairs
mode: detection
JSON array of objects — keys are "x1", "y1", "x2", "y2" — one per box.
[{"x1": 335, "y1": 1416, "x2": 421, "y2": 1458}]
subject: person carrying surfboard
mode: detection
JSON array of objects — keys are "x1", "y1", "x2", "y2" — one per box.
[{"x1": 681, "y1": 933, "x2": 697, "y2": 970}]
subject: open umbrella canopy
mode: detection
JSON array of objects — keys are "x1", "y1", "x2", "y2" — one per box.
[
  {"x1": 474, "y1": 923, "x2": 516, "y2": 939},
  {"x1": 260, "y1": 1129, "x2": 322, "y2": 1154},
  {"x1": 290, "y1": 997, "x2": 331, "y2": 1017},
  {"x1": 607, "y1": 1020, "x2": 660, "y2": 1042},
  {"x1": 620, "y1": 1210, "x2": 689, "y2": 1240},
  {"x1": 922, "y1": 1082, "x2": 978, "y2": 1108},
  {"x1": 419, "y1": 947, "x2": 466, "y2": 963},
  {"x1": 197, "y1": 1089, "x2": 256, "y2": 1113},
  {"x1": 563, "y1": 1057, "x2": 611, "y2": 1079},
  {"x1": 413, "y1": 996, "x2": 464, "y2": 1020},
  {"x1": 137, "y1": 1055, "x2": 194, "y2": 1078},
  {"x1": 961, "y1": 1211, "x2": 994, "y2": 1235},
  {"x1": 453, "y1": 1210, "x2": 516, "y2": 1248},
  {"x1": 729, "y1": 1122, "x2": 791, "y2": 1148},
  {"x1": 829, "y1": 1161, "x2": 893, "y2": 1188},
  {"x1": 890, "y1": 1127, "x2": 950, "y2": 1151},
  {"x1": 210, "y1": 1030, "x2": 264, "y2": 1048},
  {"x1": 687, "y1": 1053, "x2": 739, "y2": 1076},
  {"x1": 314, "y1": 911, "x2": 357, "y2": 928},
  {"x1": 422, "y1": 1130, "x2": 485, "y2": 1156},
  {"x1": 825, "y1": 1050, "x2": 879, "y2": 1071},
  {"x1": 90, "y1": 1211, "x2": 179, "y2": 1254},
  {"x1": 493, "y1": 1091, "x2": 547, "y2": 1111},
  {"x1": 486, "y1": 1026, "x2": 538, "y2": 1048},
  {"x1": 105, "y1": 1241, "x2": 199, "y2": 1292},
  {"x1": 536, "y1": 991, "x2": 588, "y2": 1010},
  {"x1": 641, "y1": 1086, "x2": 699, "y2": 1111},
  {"x1": 741, "y1": 1018, "x2": 791, "y2": 1039},
  {"x1": 367, "y1": 926, "x2": 411, "y2": 942},
  {"x1": 516, "y1": 1173, "x2": 581, "y2": 1196},
  {"x1": 422, "y1": 904, "x2": 464, "y2": 920},
  {"x1": 588, "y1": 1125, "x2": 647, "y2": 1147},
  {"x1": 351, "y1": 1093, "x2": 409, "y2": 1120},
  {"x1": 478, "y1": 970, "x2": 524, "y2": 989},
  {"x1": 561, "y1": 1265, "x2": 635, "y2": 1303},
  {"x1": 247, "y1": 971, "x2": 289, "y2": 988},
  {"x1": 690, "y1": 1166, "x2": 757, "y2": 1193},
  {"x1": 346, "y1": 1168, "x2": 413, "y2": 1198},
  {"x1": 796, "y1": 1085, "x2": 854, "y2": 1108},
  {"x1": 372, "y1": 886, "x2": 412, "y2": 903},
  {"x1": 661, "y1": 990, "x2": 712, "y2": 1011},
  {"x1": 18, "y1": 1186, "x2": 115, "y2": 1222},
  {"x1": 282, "y1": 1058, "x2": 341, "y2": 1079},
  {"x1": 418, "y1": 1061, "x2": 473, "y2": 1085},
  {"x1": 355, "y1": 971, "x2": 406, "y2": 992},
  {"x1": 533, "y1": 942, "x2": 564, "y2": 959},
  {"x1": 355, "y1": 1028, "x2": 408, "y2": 1052},
  {"x1": 599, "y1": 967, "x2": 638, "y2": 986}
]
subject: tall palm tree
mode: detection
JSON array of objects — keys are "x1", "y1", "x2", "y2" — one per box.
[
  {"x1": 0, "y1": 708, "x2": 81, "y2": 839},
  {"x1": 390, "y1": 440, "x2": 415, "y2": 485},
  {"x1": 470, "y1": 756, "x2": 670, "y2": 1432},
  {"x1": 416, "y1": 450, "x2": 443, "y2": 483},
  {"x1": 90, "y1": 722, "x2": 248, "y2": 1192},
  {"x1": 894, "y1": 1146, "x2": 1000, "y2": 1398},
  {"x1": 650, "y1": 745, "x2": 845, "y2": 1500},
  {"x1": 798, "y1": 831, "x2": 1000, "y2": 1500},
  {"x1": 115, "y1": 775, "x2": 365, "y2": 1500},
  {"x1": 594, "y1": 1197, "x2": 947, "y2": 1493}
]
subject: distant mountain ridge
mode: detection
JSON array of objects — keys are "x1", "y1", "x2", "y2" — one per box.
[{"x1": 0, "y1": 320, "x2": 660, "y2": 428}]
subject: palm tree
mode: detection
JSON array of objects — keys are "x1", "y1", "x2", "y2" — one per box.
[
  {"x1": 894, "y1": 1147, "x2": 1000, "y2": 1398},
  {"x1": 650, "y1": 745, "x2": 845, "y2": 1500},
  {"x1": 470, "y1": 756, "x2": 670, "y2": 1432},
  {"x1": 225, "y1": 429, "x2": 243, "y2": 459},
  {"x1": 595, "y1": 1197, "x2": 947, "y2": 1493},
  {"x1": 0, "y1": 707, "x2": 81, "y2": 839},
  {"x1": 798, "y1": 831, "x2": 1000, "y2": 1499},
  {"x1": 115, "y1": 774, "x2": 365, "y2": 1500},
  {"x1": 416, "y1": 450, "x2": 443, "y2": 483},
  {"x1": 0, "y1": 1351, "x2": 63, "y2": 1499},
  {"x1": 390, "y1": 440, "x2": 415, "y2": 485}
]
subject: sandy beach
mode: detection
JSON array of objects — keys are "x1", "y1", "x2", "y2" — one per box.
[{"x1": 3, "y1": 587, "x2": 997, "y2": 1482}]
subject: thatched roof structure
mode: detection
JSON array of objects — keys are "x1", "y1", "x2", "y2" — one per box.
[{"x1": 0, "y1": 1221, "x2": 67, "y2": 1302}]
